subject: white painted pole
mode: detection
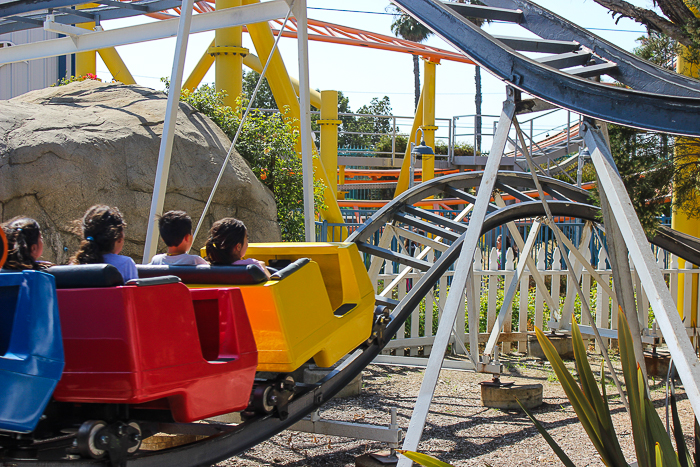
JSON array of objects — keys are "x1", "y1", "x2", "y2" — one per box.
[
  {"x1": 396, "y1": 93, "x2": 515, "y2": 467},
  {"x1": 584, "y1": 122, "x2": 700, "y2": 421},
  {"x1": 142, "y1": 0, "x2": 195, "y2": 262},
  {"x1": 293, "y1": 0, "x2": 315, "y2": 242}
]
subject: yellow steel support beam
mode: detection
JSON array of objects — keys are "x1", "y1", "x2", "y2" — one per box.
[
  {"x1": 673, "y1": 45, "x2": 700, "y2": 325},
  {"x1": 182, "y1": 40, "x2": 324, "y2": 109},
  {"x1": 214, "y1": 0, "x2": 246, "y2": 108},
  {"x1": 241, "y1": 0, "x2": 343, "y2": 225},
  {"x1": 421, "y1": 58, "x2": 438, "y2": 184},
  {"x1": 242, "y1": 53, "x2": 322, "y2": 109},
  {"x1": 319, "y1": 90, "x2": 341, "y2": 197},
  {"x1": 183, "y1": 43, "x2": 215, "y2": 91},
  {"x1": 97, "y1": 47, "x2": 136, "y2": 84},
  {"x1": 394, "y1": 85, "x2": 425, "y2": 197},
  {"x1": 75, "y1": 4, "x2": 96, "y2": 77}
]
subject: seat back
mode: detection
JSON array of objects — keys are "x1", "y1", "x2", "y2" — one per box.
[
  {"x1": 137, "y1": 264, "x2": 267, "y2": 285},
  {"x1": 0, "y1": 271, "x2": 64, "y2": 433},
  {"x1": 46, "y1": 264, "x2": 124, "y2": 288}
]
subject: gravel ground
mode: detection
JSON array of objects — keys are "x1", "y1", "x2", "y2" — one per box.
[{"x1": 218, "y1": 353, "x2": 695, "y2": 466}]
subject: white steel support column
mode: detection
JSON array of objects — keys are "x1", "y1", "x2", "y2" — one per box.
[
  {"x1": 142, "y1": 0, "x2": 195, "y2": 262},
  {"x1": 291, "y1": 0, "x2": 314, "y2": 242},
  {"x1": 583, "y1": 121, "x2": 700, "y2": 421},
  {"x1": 396, "y1": 92, "x2": 515, "y2": 467},
  {"x1": 515, "y1": 118, "x2": 629, "y2": 411}
]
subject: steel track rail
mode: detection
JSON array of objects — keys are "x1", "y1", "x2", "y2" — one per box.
[
  {"x1": 5, "y1": 182, "x2": 696, "y2": 466},
  {"x1": 391, "y1": 0, "x2": 700, "y2": 136},
  {"x1": 478, "y1": 0, "x2": 700, "y2": 97}
]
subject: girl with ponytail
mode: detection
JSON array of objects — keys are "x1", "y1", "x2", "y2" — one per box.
[
  {"x1": 70, "y1": 205, "x2": 138, "y2": 282},
  {"x1": 1, "y1": 217, "x2": 48, "y2": 271}
]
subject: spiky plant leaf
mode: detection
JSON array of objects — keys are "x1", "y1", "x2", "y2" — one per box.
[
  {"x1": 670, "y1": 382, "x2": 694, "y2": 467},
  {"x1": 657, "y1": 442, "x2": 664, "y2": 467},
  {"x1": 396, "y1": 450, "x2": 453, "y2": 467},
  {"x1": 516, "y1": 398, "x2": 577, "y2": 467},
  {"x1": 535, "y1": 327, "x2": 610, "y2": 462},
  {"x1": 572, "y1": 321, "x2": 627, "y2": 465},
  {"x1": 618, "y1": 310, "x2": 650, "y2": 467}
]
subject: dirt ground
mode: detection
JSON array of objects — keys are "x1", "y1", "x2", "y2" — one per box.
[{"x1": 218, "y1": 353, "x2": 695, "y2": 467}]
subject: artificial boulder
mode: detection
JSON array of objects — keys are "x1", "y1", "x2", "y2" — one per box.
[{"x1": 0, "y1": 80, "x2": 280, "y2": 264}]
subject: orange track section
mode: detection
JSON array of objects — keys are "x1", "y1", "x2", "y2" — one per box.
[
  {"x1": 338, "y1": 182, "x2": 596, "y2": 208},
  {"x1": 147, "y1": 4, "x2": 475, "y2": 64}
]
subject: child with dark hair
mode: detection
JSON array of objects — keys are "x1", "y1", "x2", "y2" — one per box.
[
  {"x1": 205, "y1": 217, "x2": 270, "y2": 278},
  {"x1": 1, "y1": 217, "x2": 49, "y2": 271},
  {"x1": 70, "y1": 205, "x2": 138, "y2": 282},
  {"x1": 149, "y1": 210, "x2": 207, "y2": 266}
]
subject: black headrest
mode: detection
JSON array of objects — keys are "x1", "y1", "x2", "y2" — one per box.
[
  {"x1": 46, "y1": 264, "x2": 124, "y2": 289},
  {"x1": 137, "y1": 264, "x2": 268, "y2": 285},
  {"x1": 270, "y1": 258, "x2": 311, "y2": 281}
]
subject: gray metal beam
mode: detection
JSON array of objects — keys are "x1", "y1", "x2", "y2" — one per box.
[
  {"x1": 536, "y1": 50, "x2": 591, "y2": 69},
  {"x1": 442, "y1": 1, "x2": 522, "y2": 23},
  {"x1": 493, "y1": 34, "x2": 579, "y2": 53},
  {"x1": 391, "y1": 0, "x2": 700, "y2": 136}
]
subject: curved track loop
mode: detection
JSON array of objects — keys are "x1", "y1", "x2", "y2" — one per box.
[
  {"x1": 392, "y1": 0, "x2": 700, "y2": 136},
  {"x1": 4, "y1": 171, "x2": 699, "y2": 466}
]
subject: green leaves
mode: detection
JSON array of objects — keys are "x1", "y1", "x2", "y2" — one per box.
[{"x1": 528, "y1": 311, "x2": 694, "y2": 467}]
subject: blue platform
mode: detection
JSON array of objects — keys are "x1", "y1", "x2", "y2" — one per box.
[{"x1": 0, "y1": 270, "x2": 64, "y2": 433}]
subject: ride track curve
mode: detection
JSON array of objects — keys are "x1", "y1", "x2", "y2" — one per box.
[
  {"x1": 4, "y1": 171, "x2": 698, "y2": 467},
  {"x1": 3, "y1": 0, "x2": 700, "y2": 465}
]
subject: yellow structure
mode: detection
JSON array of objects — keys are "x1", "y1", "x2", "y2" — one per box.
[
  {"x1": 319, "y1": 90, "x2": 341, "y2": 197},
  {"x1": 195, "y1": 242, "x2": 375, "y2": 372},
  {"x1": 75, "y1": 5, "x2": 135, "y2": 84},
  {"x1": 213, "y1": 0, "x2": 246, "y2": 107},
  {"x1": 421, "y1": 59, "x2": 439, "y2": 184},
  {"x1": 98, "y1": 48, "x2": 136, "y2": 84},
  {"x1": 395, "y1": 86, "x2": 425, "y2": 196},
  {"x1": 673, "y1": 44, "x2": 700, "y2": 325}
]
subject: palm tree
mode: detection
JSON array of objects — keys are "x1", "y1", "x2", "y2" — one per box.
[{"x1": 389, "y1": 8, "x2": 433, "y2": 111}]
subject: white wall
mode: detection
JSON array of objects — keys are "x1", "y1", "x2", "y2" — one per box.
[{"x1": 0, "y1": 29, "x2": 59, "y2": 100}]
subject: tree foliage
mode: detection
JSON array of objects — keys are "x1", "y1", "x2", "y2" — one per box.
[
  {"x1": 593, "y1": 0, "x2": 700, "y2": 55},
  {"x1": 176, "y1": 82, "x2": 325, "y2": 241}
]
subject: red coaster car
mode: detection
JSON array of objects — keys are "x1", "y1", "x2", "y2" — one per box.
[{"x1": 48, "y1": 265, "x2": 257, "y2": 423}]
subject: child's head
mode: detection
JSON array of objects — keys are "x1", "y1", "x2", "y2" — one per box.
[
  {"x1": 205, "y1": 218, "x2": 248, "y2": 265},
  {"x1": 71, "y1": 205, "x2": 127, "y2": 264},
  {"x1": 1, "y1": 216, "x2": 44, "y2": 270},
  {"x1": 158, "y1": 210, "x2": 193, "y2": 248}
]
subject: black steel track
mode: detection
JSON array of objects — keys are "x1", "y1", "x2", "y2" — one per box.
[
  {"x1": 5, "y1": 171, "x2": 699, "y2": 466},
  {"x1": 392, "y1": 0, "x2": 700, "y2": 137},
  {"x1": 479, "y1": 0, "x2": 700, "y2": 97}
]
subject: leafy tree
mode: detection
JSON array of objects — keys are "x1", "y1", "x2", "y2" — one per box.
[
  {"x1": 592, "y1": 0, "x2": 700, "y2": 57},
  {"x1": 388, "y1": 6, "x2": 433, "y2": 110},
  {"x1": 241, "y1": 70, "x2": 277, "y2": 110},
  {"x1": 311, "y1": 92, "x2": 395, "y2": 149},
  {"x1": 176, "y1": 82, "x2": 325, "y2": 241}
]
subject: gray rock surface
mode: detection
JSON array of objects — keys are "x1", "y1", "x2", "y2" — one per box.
[{"x1": 0, "y1": 80, "x2": 280, "y2": 264}]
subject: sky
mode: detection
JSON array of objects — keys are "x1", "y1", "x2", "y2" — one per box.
[{"x1": 94, "y1": 0, "x2": 652, "y2": 149}]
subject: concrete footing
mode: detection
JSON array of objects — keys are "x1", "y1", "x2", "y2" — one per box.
[
  {"x1": 481, "y1": 383, "x2": 543, "y2": 410},
  {"x1": 304, "y1": 365, "x2": 362, "y2": 398},
  {"x1": 527, "y1": 334, "x2": 574, "y2": 360},
  {"x1": 355, "y1": 451, "x2": 398, "y2": 466},
  {"x1": 644, "y1": 350, "x2": 671, "y2": 379}
]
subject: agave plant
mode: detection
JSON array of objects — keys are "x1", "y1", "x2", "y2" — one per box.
[
  {"x1": 520, "y1": 311, "x2": 695, "y2": 467},
  {"x1": 397, "y1": 310, "x2": 694, "y2": 467}
]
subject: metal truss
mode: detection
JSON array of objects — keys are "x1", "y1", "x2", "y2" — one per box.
[{"x1": 392, "y1": 0, "x2": 700, "y2": 136}]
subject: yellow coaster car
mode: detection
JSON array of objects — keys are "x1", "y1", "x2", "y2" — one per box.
[{"x1": 138, "y1": 242, "x2": 375, "y2": 373}]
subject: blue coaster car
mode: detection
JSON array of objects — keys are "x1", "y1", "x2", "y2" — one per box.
[{"x1": 0, "y1": 270, "x2": 64, "y2": 433}]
